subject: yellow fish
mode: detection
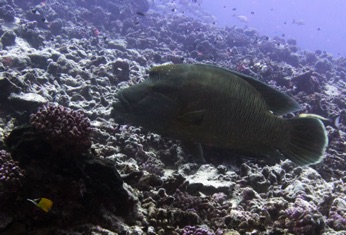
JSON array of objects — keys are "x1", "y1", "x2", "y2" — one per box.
[{"x1": 27, "y1": 197, "x2": 53, "y2": 212}]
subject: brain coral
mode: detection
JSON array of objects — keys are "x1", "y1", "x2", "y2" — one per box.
[{"x1": 30, "y1": 104, "x2": 91, "y2": 154}]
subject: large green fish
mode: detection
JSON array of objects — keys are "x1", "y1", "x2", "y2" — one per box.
[{"x1": 112, "y1": 64, "x2": 328, "y2": 165}]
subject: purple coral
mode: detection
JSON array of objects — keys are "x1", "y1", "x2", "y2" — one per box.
[
  {"x1": 274, "y1": 198, "x2": 325, "y2": 234},
  {"x1": 141, "y1": 156, "x2": 165, "y2": 176},
  {"x1": 182, "y1": 225, "x2": 214, "y2": 235},
  {"x1": 328, "y1": 211, "x2": 346, "y2": 230},
  {"x1": 30, "y1": 104, "x2": 91, "y2": 154},
  {"x1": 0, "y1": 150, "x2": 25, "y2": 192}
]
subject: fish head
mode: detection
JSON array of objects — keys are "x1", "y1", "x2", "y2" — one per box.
[{"x1": 112, "y1": 66, "x2": 182, "y2": 132}]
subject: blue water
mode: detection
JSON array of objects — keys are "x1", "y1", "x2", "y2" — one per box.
[{"x1": 199, "y1": 0, "x2": 346, "y2": 57}]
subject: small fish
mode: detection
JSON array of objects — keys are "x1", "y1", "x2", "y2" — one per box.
[
  {"x1": 300, "y1": 114, "x2": 341, "y2": 129},
  {"x1": 251, "y1": 11, "x2": 254, "y2": 14},
  {"x1": 136, "y1": 12, "x2": 145, "y2": 16},
  {"x1": 27, "y1": 198, "x2": 53, "y2": 212},
  {"x1": 335, "y1": 116, "x2": 341, "y2": 129},
  {"x1": 112, "y1": 64, "x2": 328, "y2": 165},
  {"x1": 32, "y1": 9, "x2": 40, "y2": 15},
  {"x1": 42, "y1": 18, "x2": 49, "y2": 24},
  {"x1": 233, "y1": 14, "x2": 248, "y2": 23},
  {"x1": 292, "y1": 19, "x2": 304, "y2": 25}
]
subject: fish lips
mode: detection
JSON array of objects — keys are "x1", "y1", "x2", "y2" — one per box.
[
  {"x1": 112, "y1": 84, "x2": 151, "y2": 119},
  {"x1": 117, "y1": 92, "x2": 132, "y2": 111},
  {"x1": 112, "y1": 83, "x2": 179, "y2": 132},
  {"x1": 112, "y1": 92, "x2": 133, "y2": 119}
]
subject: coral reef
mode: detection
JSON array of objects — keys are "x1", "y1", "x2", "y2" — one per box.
[
  {"x1": 0, "y1": 0, "x2": 345, "y2": 234},
  {"x1": 0, "y1": 30, "x2": 16, "y2": 48},
  {"x1": 0, "y1": 150, "x2": 25, "y2": 192},
  {"x1": 181, "y1": 225, "x2": 215, "y2": 235},
  {"x1": 30, "y1": 104, "x2": 92, "y2": 154},
  {"x1": 274, "y1": 198, "x2": 325, "y2": 234},
  {"x1": 0, "y1": 4, "x2": 15, "y2": 22}
]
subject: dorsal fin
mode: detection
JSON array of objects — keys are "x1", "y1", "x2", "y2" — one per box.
[
  {"x1": 236, "y1": 71, "x2": 301, "y2": 115},
  {"x1": 197, "y1": 64, "x2": 301, "y2": 115}
]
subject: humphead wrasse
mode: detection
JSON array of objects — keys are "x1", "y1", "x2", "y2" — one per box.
[{"x1": 112, "y1": 64, "x2": 328, "y2": 165}]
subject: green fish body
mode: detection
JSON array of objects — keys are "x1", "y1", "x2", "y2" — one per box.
[{"x1": 112, "y1": 64, "x2": 328, "y2": 165}]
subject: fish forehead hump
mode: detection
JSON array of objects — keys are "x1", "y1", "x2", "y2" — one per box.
[
  {"x1": 150, "y1": 63, "x2": 257, "y2": 90},
  {"x1": 149, "y1": 64, "x2": 300, "y2": 116},
  {"x1": 149, "y1": 64, "x2": 268, "y2": 111}
]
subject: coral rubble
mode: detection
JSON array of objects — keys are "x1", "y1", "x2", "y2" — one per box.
[{"x1": 0, "y1": 0, "x2": 345, "y2": 234}]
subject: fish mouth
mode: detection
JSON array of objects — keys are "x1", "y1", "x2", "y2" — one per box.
[
  {"x1": 118, "y1": 92, "x2": 132, "y2": 110},
  {"x1": 113, "y1": 92, "x2": 133, "y2": 116}
]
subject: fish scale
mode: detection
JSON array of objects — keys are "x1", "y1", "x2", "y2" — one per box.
[
  {"x1": 207, "y1": 70, "x2": 278, "y2": 149},
  {"x1": 192, "y1": 67, "x2": 277, "y2": 147},
  {"x1": 112, "y1": 64, "x2": 328, "y2": 165}
]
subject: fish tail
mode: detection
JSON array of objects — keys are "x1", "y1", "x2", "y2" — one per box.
[{"x1": 281, "y1": 117, "x2": 328, "y2": 165}]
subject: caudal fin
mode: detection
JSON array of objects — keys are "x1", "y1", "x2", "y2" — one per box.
[{"x1": 280, "y1": 117, "x2": 328, "y2": 165}]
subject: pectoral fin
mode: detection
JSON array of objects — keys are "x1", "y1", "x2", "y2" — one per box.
[
  {"x1": 181, "y1": 141, "x2": 205, "y2": 163},
  {"x1": 177, "y1": 110, "x2": 205, "y2": 125}
]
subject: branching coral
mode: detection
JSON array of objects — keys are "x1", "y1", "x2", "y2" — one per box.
[
  {"x1": 0, "y1": 150, "x2": 25, "y2": 192},
  {"x1": 30, "y1": 104, "x2": 91, "y2": 154}
]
